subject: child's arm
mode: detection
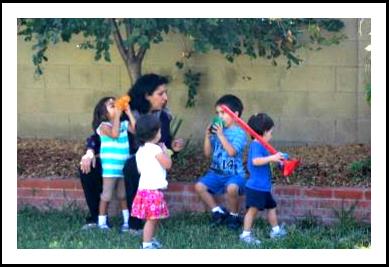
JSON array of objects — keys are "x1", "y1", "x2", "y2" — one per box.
[
  {"x1": 252, "y1": 152, "x2": 284, "y2": 166},
  {"x1": 99, "y1": 108, "x2": 121, "y2": 138},
  {"x1": 155, "y1": 143, "x2": 172, "y2": 170},
  {"x1": 124, "y1": 106, "x2": 136, "y2": 134},
  {"x1": 204, "y1": 124, "x2": 213, "y2": 158},
  {"x1": 214, "y1": 124, "x2": 236, "y2": 157}
]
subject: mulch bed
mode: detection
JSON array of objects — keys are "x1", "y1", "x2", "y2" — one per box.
[{"x1": 17, "y1": 138, "x2": 371, "y2": 187}]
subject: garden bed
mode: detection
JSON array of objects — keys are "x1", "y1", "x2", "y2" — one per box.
[{"x1": 17, "y1": 138, "x2": 371, "y2": 187}]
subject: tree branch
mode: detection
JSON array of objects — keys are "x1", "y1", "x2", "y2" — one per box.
[
  {"x1": 137, "y1": 46, "x2": 147, "y2": 62},
  {"x1": 125, "y1": 22, "x2": 136, "y2": 59},
  {"x1": 110, "y1": 19, "x2": 128, "y2": 63}
]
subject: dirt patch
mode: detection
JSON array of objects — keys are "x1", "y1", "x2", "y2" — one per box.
[{"x1": 17, "y1": 138, "x2": 370, "y2": 187}]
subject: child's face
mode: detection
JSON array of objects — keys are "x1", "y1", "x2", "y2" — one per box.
[
  {"x1": 215, "y1": 105, "x2": 235, "y2": 127},
  {"x1": 105, "y1": 98, "x2": 116, "y2": 120},
  {"x1": 263, "y1": 127, "x2": 274, "y2": 142}
]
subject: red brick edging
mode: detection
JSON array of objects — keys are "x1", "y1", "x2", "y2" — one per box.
[{"x1": 17, "y1": 178, "x2": 371, "y2": 223}]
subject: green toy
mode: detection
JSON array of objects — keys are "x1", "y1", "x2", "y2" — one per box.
[{"x1": 210, "y1": 116, "x2": 226, "y2": 134}]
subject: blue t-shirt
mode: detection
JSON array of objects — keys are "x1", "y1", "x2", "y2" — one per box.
[
  {"x1": 209, "y1": 125, "x2": 247, "y2": 177},
  {"x1": 246, "y1": 140, "x2": 272, "y2": 191}
]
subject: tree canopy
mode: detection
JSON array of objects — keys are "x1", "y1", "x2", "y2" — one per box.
[{"x1": 18, "y1": 18, "x2": 346, "y2": 107}]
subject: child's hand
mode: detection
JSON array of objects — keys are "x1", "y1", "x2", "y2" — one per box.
[
  {"x1": 270, "y1": 152, "x2": 285, "y2": 163},
  {"x1": 205, "y1": 124, "x2": 212, "y2": 138},
  {"x1": 124, "y1": 104, "x2": 131, "y2": 114},
  {"x1": 172, "y1": 138, "x2": 185, "y2": 152},
  {"x1": 114, "y1": 106, "x2": 122, "y2": 117},
  {"x1": 158, "y1": 142, "x2": 168, "y2": 153},
  {"x1": 213, "y1": 124, "x2": 224, "y2": 138}
]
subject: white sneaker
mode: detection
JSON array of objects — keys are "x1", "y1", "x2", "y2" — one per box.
[
  {"x1": 98, "y1": 224, "x2": 111, "y2": 231},
  {"x1": 120, "y1": 223, "x2": 130, "y2": 233},
  {"x1": 239, "y1": 234, "x2": 261, "y2": 245},
  {"x1": 81, "y1": 223, "x2": 97, "y2": 230},
  {"x1": 270, "y1": 225, "x2": 287, "y2": 239},
  {"x1": 142, "y1": 243, "x2": 160, "y2": 249},
  {"x1": 151, "y1": 238, "x2": 162, "y2": 248}
]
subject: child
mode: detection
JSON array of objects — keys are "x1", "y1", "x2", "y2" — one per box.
[
  {"x1": 131, "y1": 114, "x2": 172, "y2": 249},
  {"x1": 239, "y1": 113, "x2": 287, "y2": 245},
  {"x1": 93, "y1": 96, "x2": 136, "y2": 231},
  {"x1": 194, "y1": 94, "x2": 247, "y2": 230}
]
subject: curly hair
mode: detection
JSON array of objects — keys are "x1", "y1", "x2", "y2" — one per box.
[{"x1": 128, "y1": 74, "x2": 169, "y2": 114}]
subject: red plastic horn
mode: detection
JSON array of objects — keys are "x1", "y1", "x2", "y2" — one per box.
[{"x1": 220, "y1": 104, "x2": 299, "y2": 176}]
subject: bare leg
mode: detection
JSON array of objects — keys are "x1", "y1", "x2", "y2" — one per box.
[
  {"x1": 243, "y1": 207, "x2": 258, "y2": 231},
  {"x1": 119, "y1": 199, "x2": 128, "y2": 210},
  {"x1": 117, "y1": 179, "x2": 128, "y2": 210},
  {"x1": 195, "y1": 182, "x2": 217, "y2": 210},
  {"x1": 267, "y1": 208, "x2": 278, "y2": 227},
  {"x1": 143, "y1": 219, "x2": 158, "y2": 243},
  {"x1": 99, "y1": 200, "x2": 108, "y2": 215},
  {"x1": 226, "y1": 184, "x2": 240, "y2": 213},
  {"x1": 99, "y1": 177, "x2": 113, "y2": 215}
]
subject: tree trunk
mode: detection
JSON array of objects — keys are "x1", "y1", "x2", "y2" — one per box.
[
  {"x1": 127, "y1": 61, "x2": 142, "y2": 86},
  {"x1": 110, "y1": 19, "x2": 143, "y2": 86}
]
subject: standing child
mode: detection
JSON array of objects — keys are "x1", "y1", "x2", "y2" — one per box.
[
  {"x1": 239, "y1": 113, "x2": 287, "y2": 245},
  {"x1": 195, "y1": 94, "x2": 247, "y2": 230},
  {"x1": 131, "y1": 114, "x2": 172, "y2": 249},
  {"x1": 93, "y1": 96, "x2": 136, "y2": 231}
]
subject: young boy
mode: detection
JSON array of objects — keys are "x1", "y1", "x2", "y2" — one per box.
[
  {"x1": 195, "y1": 94, "x2": 247, "y2": 229},
  {"x1": 239, "y1": 113, "x2": 287, "y2": 245}
]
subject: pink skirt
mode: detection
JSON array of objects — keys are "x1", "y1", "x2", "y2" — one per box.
[{"x1": 131, "y1": 189, "x2": 169, "y2": 220}]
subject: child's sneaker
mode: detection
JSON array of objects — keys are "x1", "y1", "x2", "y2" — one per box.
[
  {"x1": 226, "y1": 214, "x2": 243, "y2": 230},
  {"x1": 142, "y1": 242, "x2": 160, "y2": 249},
  {"x1": 270, "y1": 224, "x2": 287, "y2": 239},
  {"x1": 98, "y1": 224, "x2": 111, "y2": 231},
  {"x1": 81, "y1": 222, "x2": 97, "y2": 230},
  {"x1": 120, "y1": 223, "x2": 130, "y2": 233},
  {"x1": 239, "y1": 233, "x2": 261, "y2": 246},
  {"x1": 151, "y1": 238, "x2": 162, "y2": 249},
  {"x1": 211, "y1": 207, "x2": 229, "y2": 226}
]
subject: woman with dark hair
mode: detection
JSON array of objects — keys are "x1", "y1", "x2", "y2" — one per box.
[{"x1": 79, "y1": 74, "x2": 184, "y2": 232}]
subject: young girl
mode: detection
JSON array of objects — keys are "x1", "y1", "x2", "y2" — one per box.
[
  {"x1": 239, "y1": 113, "x2": 287, "y2": 245},
  {"x1": 92, "y1": 96, "x2": 136, "y2": 231},
  {"x1": 131, "y1": 114, "x2": 172, "y2": 249}
]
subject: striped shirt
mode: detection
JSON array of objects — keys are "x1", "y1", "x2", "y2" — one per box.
[{"x1": 97, "y1": 121, "x2": 130, "y2": 178}]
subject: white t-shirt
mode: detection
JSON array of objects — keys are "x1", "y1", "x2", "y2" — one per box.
[{"x1": 136, "y1": 142, "x2": 168, "y2": 190}]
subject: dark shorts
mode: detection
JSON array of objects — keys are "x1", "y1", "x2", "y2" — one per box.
[{"x1": 245, "y1": 187, "x2": 277, "y2": 210}]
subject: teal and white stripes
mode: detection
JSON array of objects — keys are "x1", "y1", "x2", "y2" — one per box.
[{"x1": 98, "y1": 121, "x2": 130, "y2": 178}]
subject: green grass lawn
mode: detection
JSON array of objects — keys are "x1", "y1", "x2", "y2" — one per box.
[{"x1": 17, "y1": 206, "x2": 370, "y2": 249}]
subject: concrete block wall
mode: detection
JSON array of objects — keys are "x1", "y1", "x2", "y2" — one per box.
[{"x1": 17, "y1": 19, "x2": 371, "y2": 144}]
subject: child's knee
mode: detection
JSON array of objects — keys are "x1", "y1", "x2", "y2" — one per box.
[
  {"x1": 226, "y1": 184, "x2": 239, "y2": 196},
  {"x1": 100, "y1": 191, "x2": 113, "y2": 202},
  {"x1": 195, "y1": 182, "x2": 206, "y2": 193}
]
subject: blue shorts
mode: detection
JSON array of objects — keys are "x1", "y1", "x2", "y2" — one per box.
[{"x1": 197, "y1": 170, "x2": 246, "y2": 195}]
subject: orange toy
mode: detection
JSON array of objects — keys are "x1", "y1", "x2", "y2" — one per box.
[{"x1": 115, "y1": 95, "x2": 131, "y2": 111}]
